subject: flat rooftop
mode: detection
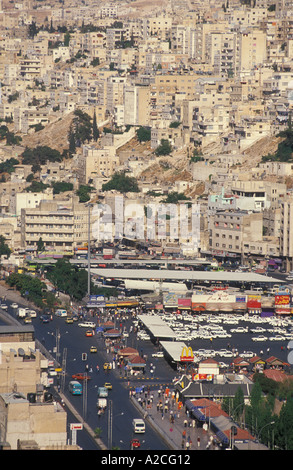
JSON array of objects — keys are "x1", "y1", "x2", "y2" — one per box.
[{"x1": 89, "y1": 268, "x2": 280, "y2": 284}]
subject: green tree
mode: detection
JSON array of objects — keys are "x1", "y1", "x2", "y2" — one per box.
[
  {"x1": 52, "y1": 181, "x2": 74, "y2": 194},
  {"x1": 136, "y1": 126, "x2": 151, "y2": 142},
  {"x1": 155, "y1": 139, "x2": 173, "y2": 156},
  {"x1": 76, "y1": 184, "x2": 94, "y2": 202},
  {"x1": 92, "y1": 110, "x2": 99, "y2": 142},
  {"x1": 37, "y1": 237, "x2": 45, "y2": 252},
  {"x1": 0, "y1": 235, "x2": 11, "y2": 258},
  {"x1": 102, "y1": 172, "x2": 139, "y2": 193}
]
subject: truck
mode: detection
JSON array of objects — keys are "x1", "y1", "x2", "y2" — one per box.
[
  {"x1": 132, "y1": 419, "x2": 145, "y2": 433},
  {"x1": 17, "y1": 307, "x2": 29, "y2": 318},
  {"x1": 97, "y1": 386, "x2": 108, "y2": 398},
  {"x1": 97, "y1": 398, "x2": 107, "y2": 410}
]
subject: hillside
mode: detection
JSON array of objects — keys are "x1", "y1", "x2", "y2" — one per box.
[{"x1": 20, "y1": 112, "x2": 75, "y2": 153}]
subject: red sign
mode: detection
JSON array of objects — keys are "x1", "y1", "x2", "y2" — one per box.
[{"x1": 275, "y1": 295, "x2": 290, "y2": 306}]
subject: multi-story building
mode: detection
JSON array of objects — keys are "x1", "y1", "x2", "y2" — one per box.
[
  {"x1": 20, "y1": 196, "x2": 89, "y2": 251},
  {"x1": 77, "y1": 145, "x2": 119, "y2": 184},
  {"x1": 280, "y1": 197, "x2": 293, "y2": 268},
  {"x1": 0, "y1": 325, "x2": 76, "y2": 450}
]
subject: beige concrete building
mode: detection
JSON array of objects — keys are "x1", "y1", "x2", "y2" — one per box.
[
  {"x1": 20, "y1": 196, "x2": 89, "y2": 251},
  {"x1": 77, "y1": 144, "x2": 119, "y2": 184},
  {"x1": 0, "y1": 325, "x2": 74, "y2": 450},
  {"x1": 210, "y1": 210, "x2": 263, "y2": 256}
]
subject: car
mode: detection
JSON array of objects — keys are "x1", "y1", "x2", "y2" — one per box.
[
  {"x1": 0, "y1": 304, "x2": 8, "y2": 310},
  {"x1": 66, "y1": 317, "x2": 74, "y2": 324},
  {"x1": 24, "y1": 316, "x2": 32, "y2": 323},
  {"x1": 78, "y1": 321, "x2": 96, "y2": 328},
  {"x1": 48, "y1": 367, "x2": 57, "y2": 377},
  {"x1": 130, "y1": 439, "x2": 140, "y2": 449},
  {"x1": 103, "y1": 362, "x2": 112, "y2": 370},
  {"x1": 90, "y1": 346, "x2": 97, "y2": 353},
  {"x1": 55, "y1": 309, "x2": 67, "y2": 317},
  {"x1": 40, "y1": 314, "x2": 50, "y2": 323},
  {"x1": 11, "y1": 303, "x2": 18, "y2": 309},
  {"x1": 104, "y1": 382, "x2": 112, "y2": 390},
  {"x1": 85, "y1": 329, "x2": 93, "y2": 337},
  {"x1": 27, "y1": 309, "x2": 37, "y2": 318},
  {"x1": 152, "y1": 351, "x2": 164, "y2": 358},
  {"x1": 72, "y1": 373, "x2": 91, "y2": 381}
]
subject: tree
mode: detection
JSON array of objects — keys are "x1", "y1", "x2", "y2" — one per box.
[
  {"x1": 0, "y1": 236, "x2": 11, "y2": 258},
  {"x1": 136, "y1": 126, "x2": 151, "y2": 142},
  {"x1": 92, "y1": 110, "x2": 99, "y2": 142},
  {"x1": 52, "y1": 181, "x2": 74, "y2": 194},
  {"x1": 76, "y1": 184, "x2": 94, "y2": 202},
  {"x1": 37, "y1": 237, "x2": 45, "y2": 252},
  {"x1": 102, "y1": 172, "x2": 139, "y2": 193},
  {"x1": 155, "y1": 139, "x2": 173, "y2": 156}
]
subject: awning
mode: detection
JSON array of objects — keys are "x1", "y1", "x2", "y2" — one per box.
[{"x1": 216, "y1": 430, "x2": 229, "y2": 445}]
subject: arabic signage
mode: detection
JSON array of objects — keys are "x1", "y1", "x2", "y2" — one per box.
[{"x1": 275, "y1": 294, "x2": 290, "y2": 306}]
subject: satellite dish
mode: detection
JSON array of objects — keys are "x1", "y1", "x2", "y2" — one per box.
[{"x1": 18, "y1": 348, "x2": 25, "y2": 357}]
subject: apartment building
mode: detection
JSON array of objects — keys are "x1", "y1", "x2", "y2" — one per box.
[
  {"x1": 77, "y1": 145, "x2": 119, "y2": 184},
  {"x1": 280, "y1": 197, "x2": 293, "y2": 267},
  {"x1": 210, "y1": 209, "x2": 263, "y2": 256},
  {"x1": 230, "y1": 180, "x2": 287, "y2": 211},
  {"x1": 124, "y1": 83, "x2": 150, "y2": 126},
  {"x1": 14, "y1": 106, "x2": 49, "y2": 134},
  {"x1": 0, "y1": 325, "x2": 76, "y2": 450},
  {"x1": 20, "y1": 196, "x2": 89, "y2": 251}
]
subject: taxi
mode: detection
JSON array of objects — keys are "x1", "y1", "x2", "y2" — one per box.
[
  {"x1": 85, "y1": 329, "x2": 93, "y2": 337},
  {"x1": 90, "y1": 345, "x2": 97, "y2": 353},
  {"x1": 104, "y1": 382, "x2": 112, "y2": 390},
  {"x1": 103, "y1": 362, "x2": 112, "y2": 370}
]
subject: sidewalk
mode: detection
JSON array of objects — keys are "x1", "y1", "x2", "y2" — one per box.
[{"x1": 130, "y1": 387, "x2": 215, "y2": 450}]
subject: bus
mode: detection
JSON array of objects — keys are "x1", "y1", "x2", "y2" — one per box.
[{"x1": 69, "y1": 381, "x2": 82, "y2": 395}]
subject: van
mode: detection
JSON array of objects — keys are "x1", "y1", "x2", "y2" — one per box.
[
  {"x1": 132, "y1": 418, "x2": 145, "y2": 433},
  {"x1": 55, "y1": 309, "x2": 67, "y2": 317},
  {"x1": 97, "y1": 386, "x2": 108, "y2": 398}
]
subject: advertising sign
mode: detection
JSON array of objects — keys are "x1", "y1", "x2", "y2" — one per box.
[
  {"x1": 180, "y1": 346, "x2": 194, "y2": 362},
  {"x1": 275, "y1": 295, "x2": 290, "y2": 306}
]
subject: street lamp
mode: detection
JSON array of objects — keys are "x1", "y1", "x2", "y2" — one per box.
[{"x1": 258, "y1": 421, "x2": 275, "y2": 449}]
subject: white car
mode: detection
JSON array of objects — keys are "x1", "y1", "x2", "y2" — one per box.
[
  {"x1": 152, "y1": 351, "x2": 164, "y2": 358},
  {"x1": 11, "y1": 303, "x2": 18, "y2": 309},
  {"x1": 48, "y1": 367, "x2": 57, "y2": 376},
  {"x1": 27, "y1": 309, "x2": 37, "y2": 318},
  {"x1": 0, "y1": 304, "x2": 8, "y2": 310},
  {"x1": 78, "y1": 321, "x2": 96, "y2": 328},
  {"x1": 252, "y1": 335, "x2": 268, "y2": 342}
]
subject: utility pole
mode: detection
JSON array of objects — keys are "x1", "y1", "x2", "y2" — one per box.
[
  {"x1": 61, "y1": 347, "x2": 67, "y2": 393},
  {"x1": 108, "y1": 399, "x2": 113, "y2": 450},
  {"x1": 88, "y1": 203, "x2": 91, "y2": 297}
]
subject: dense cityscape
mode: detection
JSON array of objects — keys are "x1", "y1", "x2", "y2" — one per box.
[{"x1": 1, "y1": 0, "x2": 293, "y2": 455}]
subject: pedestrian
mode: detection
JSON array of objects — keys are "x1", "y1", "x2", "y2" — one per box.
[
  {"x1": 197, "y1": 436, "x2": 200, "y2": 448},
  {"x1": 185, "y1": 440, "x2": 190, "y2": 450},
  {"x1": 96, "y1": 365, "x2": 99, "y2": 373}
]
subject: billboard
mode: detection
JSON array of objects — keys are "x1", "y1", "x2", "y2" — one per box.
[{"x1": 275, "y1": 294, "x2": 290, "y2": 306}]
